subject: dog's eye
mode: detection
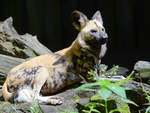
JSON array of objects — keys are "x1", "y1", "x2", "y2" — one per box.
[
  {"x1": 102, "y1": 28, "x2": 105, "y2": 32},
  {"x1": 90, "y1": 29, "x2": 97, "y2": 33}
]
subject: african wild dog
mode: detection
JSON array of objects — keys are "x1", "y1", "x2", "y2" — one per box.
[{"x1": 2, "y1": 10, "x2": 108, "y2": 105}]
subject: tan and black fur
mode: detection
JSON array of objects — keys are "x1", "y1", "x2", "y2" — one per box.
[{"x1": 2, "y1": 10, "x2": 108, "y2": 105}]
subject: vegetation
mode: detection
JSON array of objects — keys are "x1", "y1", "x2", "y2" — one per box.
[
  {"x1": 61, "y1": 109, "x2": 77, "y2": 113},
  {"x1": 27, "y1": 100, "x2": 44, "y2": 113},
  {"x1": 0, "y1": 101, "x2": 18, "y2": 113},
  {"x1": 0, "y1": 99, "x2": 44, "y2": 113},
  {"x1": 141, "y1": 82, "x2": 150, "y2": 113},
  {"x1": 76, "y1": 66, "x2": 137, "y2": 113},
  {"x1": 0, "y1": 65, "x2": 150, "y2": 113}
]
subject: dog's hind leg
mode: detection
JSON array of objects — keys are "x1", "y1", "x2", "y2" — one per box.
[
  {"x1": 16, "y1": 66, "x2": 62, "y2": 105},
  {"x1": 32, "y1": 67, "x2": 62, "y2": 105},
  {"x1": 16, "y1": 67, "x2": 49, "y2": 103}
]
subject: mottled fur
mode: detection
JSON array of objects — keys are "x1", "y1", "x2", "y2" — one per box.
[{"x1": 2, "y1": 10, "x2": 108, "y2": 105}]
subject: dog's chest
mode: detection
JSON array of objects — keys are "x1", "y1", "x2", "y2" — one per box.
[{"x1": 71, "y1": 50, "x2": 97, "y2": 80}]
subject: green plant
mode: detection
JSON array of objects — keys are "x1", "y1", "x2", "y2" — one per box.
[
  {"x1": 61, "y1": 109, "x2": 78, "y2": 113},
  {"x1": 145, "y1": 98, "x2": 150, "y2": 113},
  {"x1": 0, "y1": 101, "x2": 19, "y2": 113},
  {"x1": 109, "y1": 65, "x2": 119, "y2": 76},
  {"x1": 77, "y1": 67, "x2": 137, "y2": 113},
  {"x1": 140, "y1": 82, "x2": 150, "y2": 113},
  {"x1": 82, "y1": 102, "x2": 101, "y2": 113},
  {"x1": 100, "y1": 65, "x2": 119, "y2": 77},
  {"x1": 27, "y1": 99, "x2": 44, "y2": 113},
  {"x1": 0, "y1": 100, "x2": 44, "y2": 113}
]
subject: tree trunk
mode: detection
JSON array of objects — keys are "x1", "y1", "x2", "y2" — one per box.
[{"x1": 0, "y1": 17, "x2": 52, "y2": 79}]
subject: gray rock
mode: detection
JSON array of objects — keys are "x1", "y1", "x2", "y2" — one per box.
[
  {"x1": 134, "y1": 61, "x2": 150, "y2": 72},
  {"x1": 98, "y1": 66, "x2": 129, "y2": 81},
  {"x1": 0, "y1": 85, "x2": 93, "y2": 113},
  {"x1": 0, "y1": 80, "x2": 149, "y2": 113},
  {"x1": 0, "y1": 17, "x2": 52, "y2": 79},
  {"x1": 133, "y1": 61, "x2": 150, "y2": 84},
  {"x1": 107, "y1": 66, "x2": 129, "y2": 77}
]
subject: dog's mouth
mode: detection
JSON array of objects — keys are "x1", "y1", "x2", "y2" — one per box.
[
  {"x1": 94, "y1": 32, "x2": 108, "y2": 45},
  {"x1": 95, "y1": 37, "x2": 108, "y2": 45},
  {"x1": 85, "y1": 37, "x2": 107, "y2": 49},
  {"x1": 89, "y1": 31, "x2": 108, "y2": 45}
]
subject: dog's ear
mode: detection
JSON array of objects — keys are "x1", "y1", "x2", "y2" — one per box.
[
  {"x1": 92, "y1": 10, "x2": 103, "y2": 25},
  {"x1": 72, "y1": 11, "x2": 88, "y2": 31}
]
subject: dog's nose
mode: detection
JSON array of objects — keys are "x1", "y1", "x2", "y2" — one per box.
[
  {"x1": 99, "y1": 31, "x2": 108, "y2": 44},
  {"x1": 100, "y1": 31, "x2": 108, "y2": 39}
]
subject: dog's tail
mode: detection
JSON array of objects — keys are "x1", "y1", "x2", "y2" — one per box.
[
  {"x1": 2, "y1": 82, "x2": 14, "y2": 102},
  {"x1": 2, "y1": 82, "x2": 33, "y2": 103}
]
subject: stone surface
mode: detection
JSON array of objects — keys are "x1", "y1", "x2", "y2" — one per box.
[
  {"x1": 0, "y1": 85, "x2": 93, "y2": 113},
  {"x1": 134, "y1": 61, "x2": 150, "y2": 71},
  {"x1": 107, "y1": 66, "x2": 129, "y2": 77},
  {"x1": 99, "y1": 66, "x2": 129, "y2": 82},
  {"x1": 0, "y1": 17, "x2": 52, "y2": 79},
  {"x1": 133, "y1": 61, "x2": 150, "y2": 84},
  {"x1": 0, "y1": 80, "x2": 150, "y2": 113}
]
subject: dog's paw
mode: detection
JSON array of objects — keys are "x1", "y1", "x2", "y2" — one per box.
[{"x1": 48, "y1": 96, "x2": 63, "y2": 105}]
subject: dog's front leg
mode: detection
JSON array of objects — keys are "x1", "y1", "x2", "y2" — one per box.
[
  {"x1": 38, "y1": 95, "x2": 63, "y2": 105},
  {"x1": 95, "y1": 60, "x2": 101, "y2": 78}
]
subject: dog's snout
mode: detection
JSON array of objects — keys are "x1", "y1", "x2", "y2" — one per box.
[
  {"x1": 100, "y1": 31, "x2": 108, "y2": 39},
  {"x1": 99, "y1": 31, "x2": 108, "y2": 44},
  {"x1": 102, "y1": 33, "x2": 108, "y2": 39}
]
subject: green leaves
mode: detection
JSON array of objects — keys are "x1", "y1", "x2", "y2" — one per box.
[
  {"x1": 146, "y1": 106, "x2": 150, "y2": 113},
  {"x1": 77, "y1": 68, "x2": 138, "y2": 113},
  {"x1": 82, "y1": 102, "x2": 102, "y2": 113},
  {"x1": 90, "y1": 109, "x2": 101, "y2": 113},
  {"x1": 77, "y1": 79, "x2": 128, "y2": 99},
  {"x1": 76, "y1": 82, "x2": 100, "y2": 92},
  {"x1": 107, "y1": 84, "x2": 126, "y2": 98},
  {"x1": 61, "y1": 109, "x2": 77, "y2": 113},
  {"x1": 120, "y1": 98, "x2": 138, "y2": 106},
  {"x1": 27, "y1": 100, "x2": 44, "y2": 113},
  {"x1": 97, "y1": 88, "x2": 112, "y2": 100},
  {"x1": 29, "y1": 107, "x2": 37, "y2": 113}
]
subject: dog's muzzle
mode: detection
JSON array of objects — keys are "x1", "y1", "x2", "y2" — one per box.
[
  {"x1": 90, "y1": 31, "x2": 108, "y2": 45},
  {"x1": 98, "y1": 31, "x2": 108, "y2": 44}
]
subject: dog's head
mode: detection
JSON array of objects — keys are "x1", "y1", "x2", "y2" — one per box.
[{"x1": 72, "y1": 10, "x2": 108, "y2": 49}]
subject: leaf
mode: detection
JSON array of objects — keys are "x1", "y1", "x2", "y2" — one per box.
[
  {"x1": 146, "y1": 106, "x2": 150, "y2": 113},
  {"x1": 97, "y1": 88, "x2": 112, "y2": 100},
  {"x1": 79, "y1": 88, "x2": 97, "y2": 92},
  {"x1": 146, "y1": 96, "x2": 150, "y2": 101},
  {"x1": 90, "y1": 94, "x2": 101, "y2": 101},
  {"x1": 29, "y1": 107, "x2": 37, "y2": 113},
  {"x1": 107, "y1": 84, "x2": 126, "y2": 98},
  {"x1": 88, "y1": 70, "x2": 95, "y2": 76},
  {"x1": 84, "y1": 102, "x2": 97, "y2": 107},
  {"x1": 97, "y1": 79, "x2": 111, "y2": 86},
  {"x1": 121, "y1": 98, "x2": 138, "y2": 106},
  {"x1": 116, "y1": 71, "x2": 133, "y2": 86},
  {"x1": 82, "y1": 109, "x2": 90, "y2": 113},
  {"x1": 109, "y1": 109, "x2": 121, "y2": 113},
  {"x1": 143, "y1": 103, "x2": 150, "y2": 106},
  {"x1": 109, "y1": 108, "x2": 130, "y2": 113},
  {"x1": 91, "y1": 109, "x2": 101, "y2": 113},
  {"x1": 76, "y1": 82, "x2": 100, "y2": 91},
  {"x1": 2, "y1": 101, "x2": 11, "y2": 106}
]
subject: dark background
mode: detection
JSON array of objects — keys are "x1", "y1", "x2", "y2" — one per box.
[{"x1": 0, "y1": 0, "x2": 149, "y2": 70}]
